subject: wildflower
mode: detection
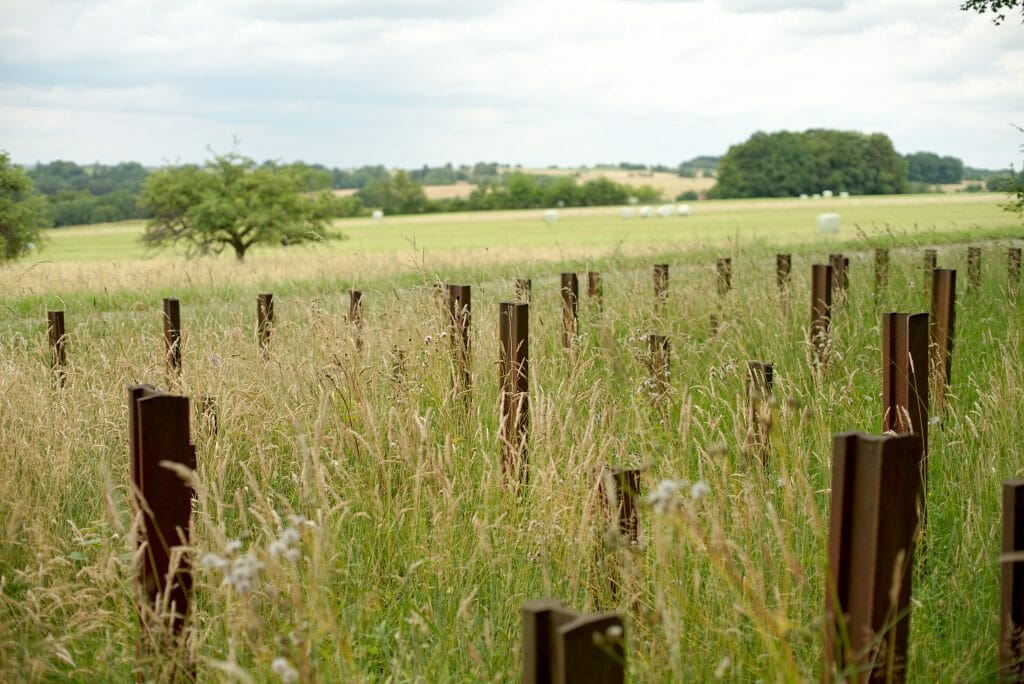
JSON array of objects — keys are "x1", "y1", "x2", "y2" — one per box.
[
  {"x1": 647, "y1": 479, "x2": 688, "y2": 514},
  {"x1": 225, "y1": 539, "x2": 243, "y2": 554},
  {"x1": 285, "y1": 548, "x2": 301, "y2": 563},
  {"x1": 268, "y1": 540, "x2": 288, "y2": 558},
  {"x1": 225, "y1": 552, "x2": 262, "y2": 594},
  {"x1": 689, "y1": 481, "x2": 710, "y2": 502},
  {"x1": 200, "y1": 553, "x2": 228, "y2": 571},
  {"x1": 271, "y1": 656, "x2": 299, "y2": 683}
]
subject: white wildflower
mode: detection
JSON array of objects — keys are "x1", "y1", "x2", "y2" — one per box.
[
  {"x1": 647, "y1": 479, "x2": 688, "y2": 514},
  {"x1": 280, "y1": 528, "x2": 301, "y2": 546},
  {"x1": 225, "y1": 539, "x2": 243, "y2": 554},
  {"x1": 225, "y1": 552, "x2": 262, "y2": 595},
  {"x1": 200, "y1": 553, "x2": 228, "y2": 571},
  {"x1": 690, "y1": 481, "x2": 711, "y2": 502},
  {"x1": 272, "y1": 656, "x2": 299, "y2": 683},
  {"x1": 285, "y1": 548, "x2": 301, "y2": 563},
  {"x1": 268, "y1": 540, "x2": 287, "y2": 558}
]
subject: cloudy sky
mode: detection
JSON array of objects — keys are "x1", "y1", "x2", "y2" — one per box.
[{"x1": 1, "y1": 0, "x2": 1022, "y2": 169}]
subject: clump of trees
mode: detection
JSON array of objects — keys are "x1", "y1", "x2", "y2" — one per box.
[
  {"x1": 28, "y1": 160, "x2": 152, "y2": 226},
  {"x1": 139, "y1": 151, "x2": 341, "y2": 261},
  {"x1": 904, "y1": 152, "x2": 965, "y2": 184},
  {"x1": 708, "y1": 129, "x2": 908, "y2": 199},
  {"x1": 443, "y1": 172, "x2": 661, "y2": 212},
  {"x1": 0, "y1": 150, "x2": 50, "y2": 261}
]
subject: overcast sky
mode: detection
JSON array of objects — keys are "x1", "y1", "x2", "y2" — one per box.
[{"x1": 1, "y1": 0, "x2": 1022, "y2": 169}]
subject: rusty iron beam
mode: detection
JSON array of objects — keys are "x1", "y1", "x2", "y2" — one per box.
[
  {"x1": 522, "y1": 598, "x2": 625, "y2": 684},
  {"x1": 163, "y1": 298, "x2": 181, "y2": 373},
  {"x1": 653, "y1": 263, "x2": 669, "y2": 306},
  {"x1": 447, "y1": 284, "x2": 472, "y2": 394},
  {"x1": 929, "y1": 269, "x2": 956, "y2": 405},
  {"x1": 600, "y1": 467, "x2": 641, "y2": 546},
  {"x1": 648, "y1": 333, "x2": 670, "y2": 399},
  {"x1": 810, "y1": 264, "x2": 833, "y2": 364},
  {"x1": 47, "y1": 310, "x2": 67, "y2": 384},
  {"x1": 129, "y1": 384, "x2": 196, "y2": 680},
  {"x1": 256, "y1": 293, "x2": 273, "y2": 355},
  {"x1": 882, "y1": 312, "x2": 930, "y2": 457},
  {"x1": 824, "y1": 431, "x2": 923, "y2": 683},
  {"x1": 923, "y1": 248, "x2": 937, "y2": 274},
  {"x1": 561, "y1": 273, "x2": 578, "y2": 349},
  {"x1": 716, "y1": 257, "x2": 732, "y2": 297},
  {"x1": 1001, "y1": 478, "x2": 1024, "y2": 680},
  {"x1": 875, "y1": 248, "x2": 890, "y2": 296},
  {"x1": 500, "y1": 302, "x2": 529, "y2": 482},
  {"x1": 349, "y1": 289, "x2": 363, "y2": 350},
  {"x1": 516, "y1": 277, "x2": 532, "y2": 303},
  {"x1": 587, "y1": 271, "x2": 602, "y2": 311},
  {"x1": 746, "y1": 361, "x2": 774, "y2": 467},
  {"x1": 777, "y1": 254, "x2": 791, "y2": 293},
  {"x1": 1009, "y1": 247, "x2": 1021, "y2": 294},
  {"x1": 968, "y1": 246, "x2": 982, "y2": 291},
  {"x1": 829, "y1": 253, "x2": 849, "y2": 295}
]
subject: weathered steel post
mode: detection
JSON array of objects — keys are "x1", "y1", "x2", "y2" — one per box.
[
  {"x1": 256, "y1": 293, "x2": 273, "y2": 355},
  {"x1": 163, "y1": 298, "x2": 182, "y2": 373},
  {"x1": 522, "y1": 598, "x2": 625, "y2": 684},
  {"x1": 1000, "y1": 478, "x2": 1024, "y2": 681},
  {"x1": 561, "y1": 273, "x2": 578, "y2": 349},
  {"x1": 500, "y1": 302, "x2": 529, "y2": 482},
  {"x1": 47, "y1": 310, "x2": 67, "y2": 384},
  {"x1": 447, "y1": 284, "x2": 472, "y2": 395},
  {"x1": 929, "y1": 269, "x2": 956, "y2": 406},
  {"x1": 810, "y1": 264, "x2": 833, "y2": 365}
]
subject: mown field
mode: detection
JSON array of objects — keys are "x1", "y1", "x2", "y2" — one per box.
[{"x1": 1, "y1": 193, "x2": 1022, "y2": 681}]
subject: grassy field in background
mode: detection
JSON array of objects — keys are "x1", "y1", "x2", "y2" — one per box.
[{"x1": 1, "y1": 192, "x2": 1022, "y2": 681}]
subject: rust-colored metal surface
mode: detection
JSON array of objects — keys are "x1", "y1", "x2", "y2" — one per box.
[
  {"x1": 447, "y1": 284, "x2": 472, "y2": 394},
  {"x1": 500, "y1": 302, "x2": 529, "y2": 481},
  {"x1": 929, "y1": 269, "x2": 956, "y2": 405},
  {"x1": 522, "y1": 598, "x2": 625, "y2": 684},
  {"x1": 923, "y1": 248, "x2": 937, "y2": 274},
  {"x1": 810, "y1": 264, "x2": 833, "y2": 364},
  {"x1": 516, "y1": 277, "x2": 532, "y2": 303},
  {"x1": 875, "y1": 248, "x2": 890, "y2": 296},
  {"x1": 648, "y1": 333, "x2": 670, "y2": 399},
  {"x1": 1001, "y1": 478, "x2": 1024, "y2": 680},
  {"x1": 47, "y1": 310, "x2": 67, "y2": 383},
  {"x1": 1009, "y1": 247, "x2": 1021, "y2": 293},
  {"x1": 716, "y1": 257, "x2": 732, "y2": 297},
  {"x1": 163, "y1": 298, "x2": 181, "y2": 372},
  {"x1": 824, "y1": 431, "x2": 923, "y2": 683},
  {"x1": 968, "y1": 246, "x2": 982, "y2": 290},
  {"x1": 349, "y1": 290, "x2": 363, "y2": 350},
  {"x1": 829, "y1": 253, "x2": 849, "y2": 295},
  {"x1": 653, "y1": 263, "x2": 668, "y2": 306},
  {"x1": 882, "y1": 312, "x2": 929, "y2": 457},
  {"x1": 129, "y1": 384, "x2": 196, "y2": 680},
  {"x1": 746, "y1": 361, "x2": 774, "y2": 467},
  {"x1": 256, "y1": 293, "x2": 273, "y2": 354},
  {"x1": 561, "y1": 273, "x2": 578, "y2": 349},
  {"x1": 587, "y1": 271, "x2": 602, "y2": 310},
  {"x1": 777, "y1": 254, "x2": 792, "y2": 292}
]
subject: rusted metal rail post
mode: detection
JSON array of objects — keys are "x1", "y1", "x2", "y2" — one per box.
[
  {"x1": 824, "y1": 431, "x2": 923, "y2": 683},
  {"x1": 923, "y1": 248, "x2": 937, "y2": 274},
  {"x1": 716, "y1": 257, "x2": 732, "y2": 297},
  {"x1": 522, "y1": 598, "x2": 625, "y2": 684},
  {"x1": 882, "y1": 312, "x2": 929, "y2": 454},
  {"x1": 829, "y1": 253, "x2": 849, "y2": 297},
  {"x1": 653, "y1": 263, "x2": 668, "y2": 308},
  {"x1": 967, "y1": 246, "x2": 982, "y2": 291},
  {"x1": 1009, "y1": 247, "x2": 1021, "y2": 294},
  {"x1": 256, "y1": 293, "x2": 273, "y2": 355},
  {"x1": 929, "y1": 269, "x2": 956, "y2": 406},
  {"x1": 810, "y1": 264, "x2": 833, "y2": 365},
  {"x1": 129, "y1": 384, "x2": 196, "y2": 681},
  {"x1": 777, "y1": 254, "x2": 791, "y2": 293},
  {"x1": 500, "y1": 302, "x2": 529, "y2": 482},
  {"x1": 746, "y1": 361, "x2": 774, "y2": 467},
  {"x1": 47, "y1": 310, "x2": 67, "y2": 384},
  {"x1": 648, "y1": 333, "x2": 670, "y2": 400},
  {"x1": 163, "y1": 298, "x2": 182, "y2": 373},
  {"x1": 447, "y1": 284, "x2": 472, "y2": 395},
  {"x1": 349, "y1": 289, "x2": 363, "y2": 350},
  {"x1": 601, "y1": 467, "x2": 641, "y2": 546},
  {"x1": 516, "y1": 278, "x2": 532, "y2": 303},
  {"x1": 561, "y1": 273, "x2": 578, "y2": 349},
  {"x1": 587, "y1": 271, "x2": 602, "y2": 311},
  {"x1": 875, "y1": 248, "x2": 890, "y2": 297},
  {"x1": 1001, "y1": 478, "x2": 1024, "y2": 681}
]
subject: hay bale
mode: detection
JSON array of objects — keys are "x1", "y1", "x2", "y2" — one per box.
[
  {"x1": 657, "y1": 204, "x2": 675, "y2": 218},
  {"x1": 544, "y1": 209, "x2": 559, "y2": 224},
  {"x1": 620, "y1": 207, "x2": 635, "y2": 219},
  {"x1": 816, "y1": 213, "x2": 840, "y2": 233},
  {"x1": 372, "y1": 209, "x2": 384, "y2": 220},
  {"x1": 839, "y1": 191, "x2": 850, "y2": 199},
  {"x1": 676, "y1": 204, "x2": 691, "y2": 216},
  {"x1": 639, "y1": 206, "x2": 653, "y2": 219},
  {"x1": 800, "y1": 193, "x2": 809, "y2": 200},
  {"x1": 822, "y1": 190, "x2": 834, "y2": 198}
]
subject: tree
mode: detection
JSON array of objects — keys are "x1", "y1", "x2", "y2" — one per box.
[
  {"x1": 139, "y1": 150, "x2": 339, "y2": 261},
  {"x1": 356, "y1": 170, "x2": 428, "y2": 214},
  {"x1": 0, "y1": 150, "x2": 50, "y2": 261},
  {"x1": 960, "y1": 0, "x2": 1023, "y2": 24}
]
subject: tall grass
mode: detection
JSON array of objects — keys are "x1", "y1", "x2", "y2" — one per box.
[{"x1": 1, "y1": 230, "x2": 1022, "y2": 681}]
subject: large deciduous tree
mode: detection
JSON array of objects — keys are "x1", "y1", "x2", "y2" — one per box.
[
  {"x1": 0, "y1": 150, "x2": 50, "y2": 261},
  {"x1": 140, "y1": 151, "x2": 339, "y2": 261},
  {"x1": 960, "y1": 0, "x2": 1023, "y2": 24}
]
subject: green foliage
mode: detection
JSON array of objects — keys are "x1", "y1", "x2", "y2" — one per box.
[
  {"x1": 332, "y1": 165, "x2": 389, "y2": 189},
  {"x1": 677, "y1": 155, "x2": 720, "y2": 178},
  {"x1": 357, "y1": 170, "x2": 430, "y2": 215},
  {"x1": 139, "y1": 151, "x2": 340, "y2": 261},
  {"x1": 960, "y1": 0, "x2": 1023, "y2": 24},
  {"x1": 676, "y1": 190, "x2": 700, "y2": 201},
  {"x1": 904, "y1": 151, "x2": 965, "y2": 184},
  {"x1": 708, "y1": 129, "x2": 908, "y2": 199},
  {"x1": 28, "y1": 160, "x2": 152, "y2": 227},
  {"x1": 0, "y1": 151, "x2": 50, "y2": 260}
]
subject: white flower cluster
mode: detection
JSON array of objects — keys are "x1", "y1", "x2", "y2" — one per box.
[
  {"x1": 201, "y1": 540, "x2": 263, "y2": 595},
  {"x1": 271, "y1": 656, "x2": 299, "y2": 683},
  {"x1": 708, "y1": 360, "x2": 738, "y2": 382},
  {"x1": 647, "y1": 478, "x2": 711, "y2": 514},
  {"x1": 269, "y1": 514, "x2": 309, "y2": 563},
  {"x1": 424, "y1": 330, "x2": 449, "y2": 344}
]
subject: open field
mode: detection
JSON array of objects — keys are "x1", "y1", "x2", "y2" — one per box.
[{"x1": 1, "y1": 193, "x2": 1023, "y2": 680}]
